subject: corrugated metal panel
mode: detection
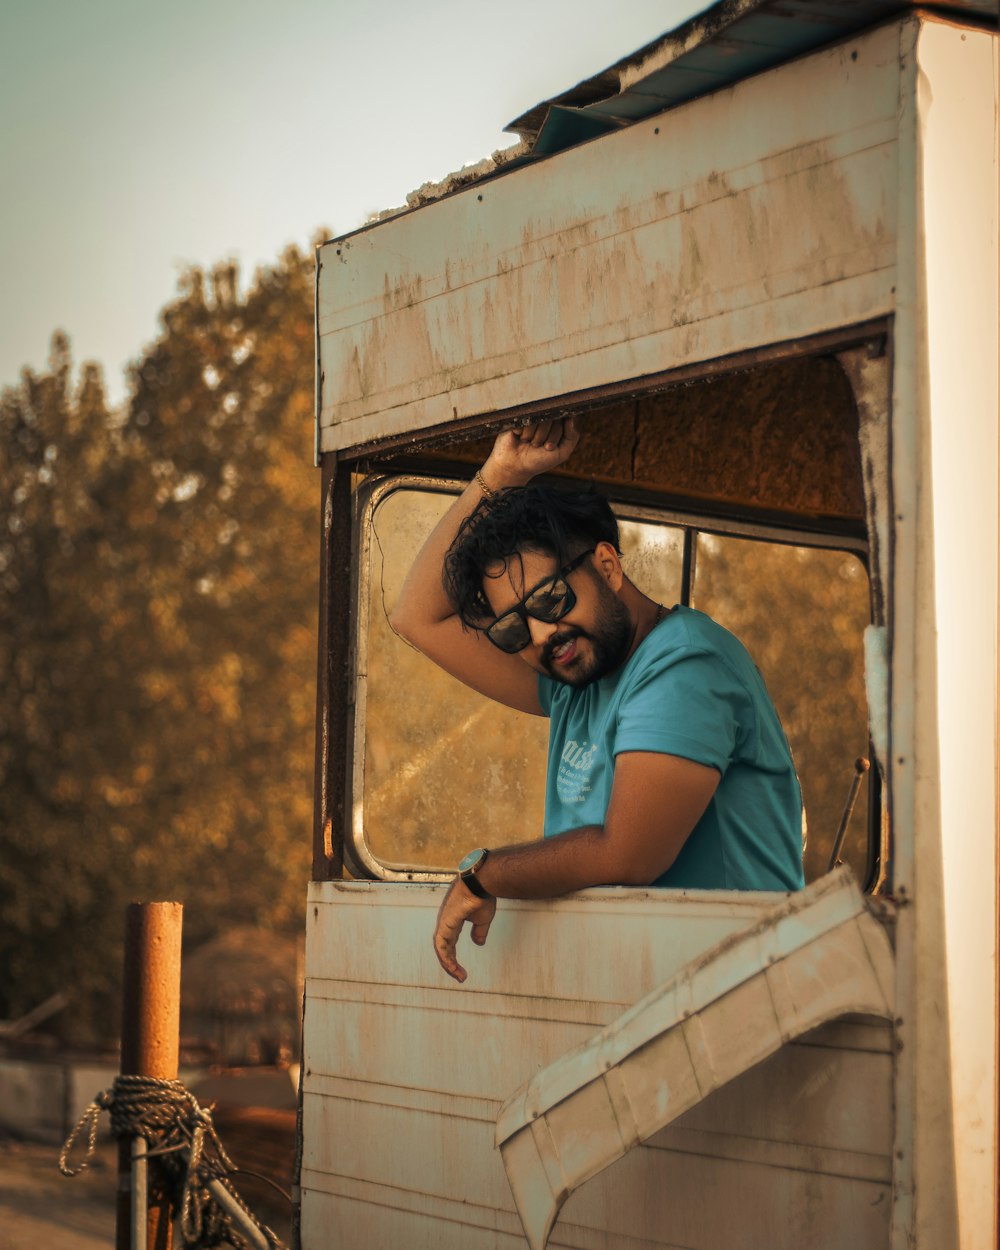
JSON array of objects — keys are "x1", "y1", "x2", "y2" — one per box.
[{"x1": 508, "y1": 0, "x2": 997, "y2": 158}]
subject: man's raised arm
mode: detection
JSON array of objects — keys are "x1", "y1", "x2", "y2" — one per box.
[{"x1": 390, "y1": 417, "x2": 580, "y2": 714}]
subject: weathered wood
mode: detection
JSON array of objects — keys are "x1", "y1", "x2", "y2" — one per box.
[{"x1": 370, "y1": 348, "x2": 872, "y2": 526}]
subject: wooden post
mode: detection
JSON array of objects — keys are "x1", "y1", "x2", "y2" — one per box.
[{"x1": 115, "y1": 902, "x2": 183, "y2": 1250}]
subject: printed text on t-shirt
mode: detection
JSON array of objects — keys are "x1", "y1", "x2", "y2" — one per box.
[{"x1": 556, "y1": 739, "x2": 598, "y2": 804}]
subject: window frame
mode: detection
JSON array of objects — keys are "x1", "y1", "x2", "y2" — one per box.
[{"x1": 348, "y1": 471, "x2": 881, "y2": 887}]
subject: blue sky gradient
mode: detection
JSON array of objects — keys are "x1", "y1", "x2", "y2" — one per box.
[{"x1": 1, "y1": 0, "x2": 705, "y2": 402}]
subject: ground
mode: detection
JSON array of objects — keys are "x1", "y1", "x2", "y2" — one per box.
[{"x1": 0, "y1": 1134, "x2": 116, "y2": 1250}]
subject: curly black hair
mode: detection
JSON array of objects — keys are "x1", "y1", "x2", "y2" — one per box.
[{"x1": 444, "y1": 484, "x2": 620, "y2": 627}]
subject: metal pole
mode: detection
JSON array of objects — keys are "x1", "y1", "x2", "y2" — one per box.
[
  {"x1": 826, "y1": 757, "x2": 871, "y2": 873},
  {"x1": 115, "y1": 901, "x2": 183, "y2": 1250},
  {"x1": 206, "y1": 1177, "x2": 272, "y2": 1250},
  {"x1": 131, "y1": 1137, "x2": 149, "y2": 1250}
]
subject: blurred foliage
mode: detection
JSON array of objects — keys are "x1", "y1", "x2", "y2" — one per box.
[
  {"x1": 365, "y1": 489, "x2": 549, "y2": 869},
  {"x1": 692, "y1": 534, "x2": 872, "y2": 882},
  {"x1": 0, "y1": 246, "x2": 318, "y2": 1042}
]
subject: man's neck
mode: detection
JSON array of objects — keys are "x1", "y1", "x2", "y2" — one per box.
[{"x1": 620, "y1": 584, "x2": 664, "y2": 666}]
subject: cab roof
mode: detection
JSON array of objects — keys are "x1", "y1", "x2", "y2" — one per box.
[
  {"x1": 365, "y1": 0, "x2": 996, "y2": 224},
  {"x1": 507, "y1": 0, "x2": 997, "y2": 153}
]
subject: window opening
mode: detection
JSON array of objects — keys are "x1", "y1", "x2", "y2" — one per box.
[
  {"x1": 361, "y1": 486, "x2": 536, "y2": 874},
  {"x1": 691, "y1": 533, "x2": 871, "y2": 882},
  {"x1": 356, "y1": 478, "x2": 871, "y2": 886}
]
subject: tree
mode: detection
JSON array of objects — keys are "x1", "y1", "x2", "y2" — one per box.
[
  {"x1": 0, "y1": 245, "x2": 319, "y2": 1041},
  {"x1": 0, "y1": 335, "x2": 142, "y2": 1034},
  {"x1": 115, "y1": 249, "x2": 318, "y2": 951}
]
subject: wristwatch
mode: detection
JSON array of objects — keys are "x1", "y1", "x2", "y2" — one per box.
[{"x1": 458, "y1": 848, "x2": 492, "y2": 899}]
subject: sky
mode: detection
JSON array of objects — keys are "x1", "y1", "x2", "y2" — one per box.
[{"x1": 0, "y1": 0, "x2": 707, "y2": 404}]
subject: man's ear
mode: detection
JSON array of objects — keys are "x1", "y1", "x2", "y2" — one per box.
[{"x1": 594, "y1": 541, "x2": 624, "y2": 591}]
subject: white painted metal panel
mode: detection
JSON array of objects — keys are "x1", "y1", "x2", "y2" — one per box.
[
  {"x1": 301, "y1": 883, "x2": 894, "y2": 1248},
  {"x1": 887, "y1": 18, "x2": 999, "y2": 1250},
  {"x1": 303, "y1": 1136, "x2": 891, "y2": 1250},
  {"x1": 496, "y1": 872, "x2": 895, "y2": 1249},
  {"x1": 317, "y1": 22, "x2": 901, "y2": 453}
]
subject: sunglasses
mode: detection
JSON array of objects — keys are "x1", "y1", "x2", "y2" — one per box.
[{"x1": 485, "y1": 548, "x2": 595, "y2": 654}]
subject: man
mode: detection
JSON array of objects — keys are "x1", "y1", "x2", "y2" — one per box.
[{"x1": 391, "y1": 417, "x2": 804, "y2": 983}]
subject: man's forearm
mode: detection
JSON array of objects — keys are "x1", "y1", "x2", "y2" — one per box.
[
  {"x1": 434, "y1": 824, "x2": 635, "y2": 982},
  {"x1": 459, "y1": 752, "x2": 716, "y2": 905},
  {"x1": 434, "y1": 827, "x2": 614, "y2": 982},
  {"x1": 472, "y1": 825, "x2": 639, "y2": 898},
  {"x1": 390, "y1": 475, "x2": 505, "y2": 638},
  {"x1": 391, "y1": 420, "x2": 578, "y2": 642},
  {"x1": 390, "y1": 449, "x2": 532, "y2": 640}
]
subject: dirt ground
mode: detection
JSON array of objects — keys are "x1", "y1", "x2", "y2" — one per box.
[{"x1": 0, "y1": 1134, "x2": 117, "y2": 1250}]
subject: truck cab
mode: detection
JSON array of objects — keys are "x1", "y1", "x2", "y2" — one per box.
[{"x1": 299, "y1": 4, "x2": 998, "y2": 1247}]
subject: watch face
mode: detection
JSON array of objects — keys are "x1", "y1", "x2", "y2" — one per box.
[{"x1": 458, "y1": 849, "x2": 486, "y2": 873}]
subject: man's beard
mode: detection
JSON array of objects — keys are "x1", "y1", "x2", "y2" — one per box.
[{"x1": 541, "y1": 578, "x2": 633, "y2": 687}]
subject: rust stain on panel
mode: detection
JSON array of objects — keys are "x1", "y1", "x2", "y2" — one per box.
[
  {"x1": 416, "y1": 357, "x2": 864, "y2": 523},
  {"x1": 632, "y1": 358, "x2": 864, "y2": 519}
]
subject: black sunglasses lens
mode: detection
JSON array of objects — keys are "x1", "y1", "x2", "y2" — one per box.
[
  {"x1": 485, "y1": 576, "x2": 575, "y2": 653},
  {"x1": 486, "y1": 614, "x2": 531, "y2": 653},
  {"x1": 524, "y1": 577, "x2": 574, "y2": 623}
]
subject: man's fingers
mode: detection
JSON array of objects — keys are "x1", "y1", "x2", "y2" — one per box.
[
  {"x1": 443, "y1": 956, "x2": 467, "y2": 983},
  {"x1": 537, "y1": 416, "x2": 580, "y2": 452},
  {"x1": 561, "y1": 415, "x2": 581, "y2": 449},
  {"x1": 433, "y1": 882, "x2": 497, "y2": 981},
  {"x1": 433, "y1": 921, "x2": 467, "y2": 982},
  {"x1": 512, "y1": 419, "x2": 557, "y2": 447},
  {"x1": 470, "y1": 912, "x2": 493, "y2": 946},
  {"x1": 530, "y1": 420, "x2": 556, "y2": 448},
  {"x1": 493, "y1": 419, "x2": 580, "y2": 472},
  {"x1": 549, "y1": 415, "x2": 581, "y2": 458},
  {"x1": 433, "y1": 881, "x2": 475, "y2": 982}
]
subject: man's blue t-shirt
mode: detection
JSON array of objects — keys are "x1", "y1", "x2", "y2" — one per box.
[{"x1": 536, "y1": 606, "x2": 805, "y2": 891}]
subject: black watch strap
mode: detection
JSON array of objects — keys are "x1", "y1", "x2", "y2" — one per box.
[
  {"x1": 460, "y1": 870, "x2": 492, "y2": 900},
  {"x1": 458, "y1": 848, "x2": 492, "y2": 899}
]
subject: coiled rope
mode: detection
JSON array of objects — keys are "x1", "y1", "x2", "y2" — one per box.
[{"x1": 59, "y1": 1073, "x2": 288, "y2": 1250}]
